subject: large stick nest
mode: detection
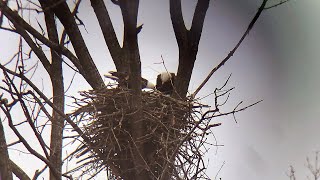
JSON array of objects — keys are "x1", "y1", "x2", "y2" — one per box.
[{"x1": 70, "y1": 87, "x2": 215, "y2": 179}]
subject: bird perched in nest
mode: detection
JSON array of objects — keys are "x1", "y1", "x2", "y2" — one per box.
[
  {"x1": 104, "y1": 71, "x2": 155, "y2": 89},
  {"x1": 104, "y1": 71, "x2": 176, "y2": 95},
  {"x1": 156, "y1": 72, "x2": 175, "y2": 95}
]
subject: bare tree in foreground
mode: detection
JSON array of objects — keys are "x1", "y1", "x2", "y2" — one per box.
[
  {"x1": 288, "y1": 151, "x2": 320, "y2": 180},
  {"x1": 0, "y1": 0, "x2": 289, "y2": 179}
]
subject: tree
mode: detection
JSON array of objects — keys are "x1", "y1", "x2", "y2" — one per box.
[
  {"x1": 288, "y1": 152, "x2": 320, "y2": 180},
  {"x1": 0, "y1": 0, "x2": 288, "y2": 179}
]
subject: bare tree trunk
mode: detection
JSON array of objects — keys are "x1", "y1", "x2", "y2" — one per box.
[
  {"x1": 49, "y1": 53, "x2": 64, "y2": 180},
  {"x1": 0, "y1": 118, "x2": 13, "y2": 180},
  {"x1": 119, "y1": 1, "x2": 149, "y2": 179},
  {"x1": 40, "y1": 2, "x2": 65, "y2": 179}
]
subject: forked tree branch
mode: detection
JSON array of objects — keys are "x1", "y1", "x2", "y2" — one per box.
[
  {"x1": 170, "y1": 0, "x2": 188, "y2": 49},
  {"x1": 90, "y1": 0, "x2": 124, "y2": 70},
  {"x1": 170, "y1": 0, "x2": 210, "y2": 98}
]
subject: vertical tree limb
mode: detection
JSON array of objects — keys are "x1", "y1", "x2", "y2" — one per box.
[
  {"x1": 0, "y1": 116, "x2": 13, "y2": 180},
  {"x1": 119, "y1": 1, "x2": 149, "y2": 179},
  {"x1": 90, "y1": 0, "x2": 124, "y2": 71},
  {"x1": 40, "y1": 1, "x2": 65, "y2": 179},
  {"x1": 189, "y1": 0, "x2": 210, "y2": 49},
  {"x1": 170, "y1": 0, "x2": 188, "y2": 48},
  {"x1": 0, "y1": 0, "x2": 8, "y2": 26},
  {"x1": 120, "y1": 0, "x2": 141, "y2": 90}
]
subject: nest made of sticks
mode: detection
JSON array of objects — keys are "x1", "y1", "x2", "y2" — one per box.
[{"x1": 69, "y1": 86, "x2": 211, "y2": 179}]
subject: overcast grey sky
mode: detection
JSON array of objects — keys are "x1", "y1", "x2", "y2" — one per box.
[
  {"x1": 1, "y1": 0, "x2": 320, "y2": 179},
  {"x1": 199, "y1": 0, "x2": 320, "y2": 179}
]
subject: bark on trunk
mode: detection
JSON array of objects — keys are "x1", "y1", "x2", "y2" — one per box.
[
  {"x1": 0, "y1": 119, "x2": 13, "y2": 180},
  {"x1": 119, "y1": 1, "x2": 150, "y2": 179},
  {"x1": 40, "y1": 2, "x2": 65, "y2": 179}
]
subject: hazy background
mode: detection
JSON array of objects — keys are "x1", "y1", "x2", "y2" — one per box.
[{"x1": 1, "y1": 0, "x2": 320, "y2": 179}]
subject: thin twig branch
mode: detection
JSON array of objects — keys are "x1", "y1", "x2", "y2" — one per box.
[
  {"x1": 264, "y1": 0, "x2": 290, "y2": 10},
  {"x1": 192, "y1": 0, "x2": 268, "y2": 97}
]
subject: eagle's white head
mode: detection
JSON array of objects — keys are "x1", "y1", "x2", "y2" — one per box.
[
  {"x1": 146, "y1": 81, "x2": 156, "y2": 89},
  {"x1": 159, "y1": 72, "x2": 173, "y2": 84}
]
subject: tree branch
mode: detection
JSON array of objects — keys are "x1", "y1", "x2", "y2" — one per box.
[
  {"x1": 118, "y1": 1, "x2": 149, "y2": 179},
  {"x1": 13, "y1": 22, "x2": 52, "y2": 74},
  {"x1": 264, "y1": 0, "x2": 290, "y2": 10},
  {"x1": 0, "y1": 1, "x2": 104, "y2": 89},
  {"x1": 0, "y1": 2, "x2": 84, "y2": 75},
  {"x1": 189, "y1": 0, "x2": 210, "y2": 49},
  {"x1": 192, "y1": 0, "x2": 268, "y2": 97},
  {"x1": 90, "y1": 0, "x2": 124, "y2": 70},
  {"x1": 0, "y1": 0, "x2": 8, "y2": 26},
  {"x1": 111, "y1": 0, "x2": 120, "y2": 6},
  {"x1": 0, "y1": 63, "x2": 121, "y2": 177},
  {"x1": 39, "y1": 1, "x2": 66, "y2": 178},
  {"x1": 170, "y1": 0, "x2": 188, "y2": 49},
  {"x1": 119, "y1": 0, "x2": 141, "y2": 89},
  {"x1": 171, "y1": 0, "x2": 210, "y2": 98},
  {"x1": 47, "y1": 0, "x2": 104, "y2": 89},
  {"x1": 9, "y1": 160, "x2": 31, "y2": 180},
  {"x1": 1, "y1": 101, "x2": 60, "y2": 179},
  {"x1": 0, "y1": 115, "x2": 13, "y2": 180}
]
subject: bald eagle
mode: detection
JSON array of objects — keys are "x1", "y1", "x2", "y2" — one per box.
[
  {"x1": 156, "y1": 72, "x2": 175, "y2": 95},
  {"x1": 104, "y1": 71, "x2": 155, "y2": 89}
]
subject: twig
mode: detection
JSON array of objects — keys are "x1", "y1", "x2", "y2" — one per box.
[
  {"x1": 264, "y1": 0, "x2": 290, "y2": 10},
  {"x1": 192, "y1": 0, "x2": 269, "y2": 97},
  {"x1": 214, "y1": 161, "x2": 225, "y2": 180}
]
